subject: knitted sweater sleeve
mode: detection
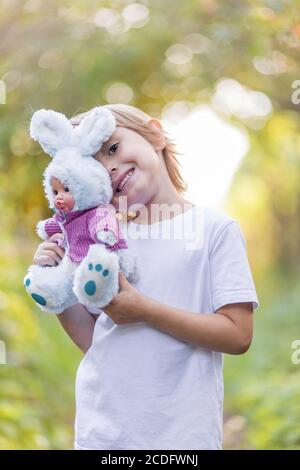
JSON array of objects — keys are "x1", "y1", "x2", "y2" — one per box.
[{"x1": 36, "y1": 215, "x2": 62, "y2": 240}]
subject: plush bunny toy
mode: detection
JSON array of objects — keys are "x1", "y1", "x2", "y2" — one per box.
[{"x1": 23, "y1": 107, "x2": 140, "y2": 314}]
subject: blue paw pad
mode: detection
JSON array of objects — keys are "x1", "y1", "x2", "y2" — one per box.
[
  {"x1": 87, "y1": 263, "x2": 109, "y2": 277},
  {"x1": 31, "y1": 293, "x2": 47, "y2": 306},
  {"x1": 85, "y1": 280, "x2": 96, "y2": 296},
  {"x1": 24, "y1": 278, "x2": 31, "y2": 287}
]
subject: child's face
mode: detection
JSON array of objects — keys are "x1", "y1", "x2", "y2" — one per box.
[
  {"x1": 93, "y1": 123, "x2": 165, "y2": 211},
  {"x1": 51, "y1": 177, "x2": 75, "y2": 212}
]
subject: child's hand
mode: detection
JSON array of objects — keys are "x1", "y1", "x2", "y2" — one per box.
[
  {"x1": 102, "y1": 271, "x2": 146, "y2": 325},
  {"x1": 33, "y1": 233, "x2": 65, "y2": 267}
]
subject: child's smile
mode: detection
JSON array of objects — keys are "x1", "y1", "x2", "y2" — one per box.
[{"x1": 114, "y1": 167, "x2": 136, "y2": 196}]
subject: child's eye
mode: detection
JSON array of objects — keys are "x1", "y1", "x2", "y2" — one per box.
[
  {"x1": 108, "y1": 142, "x2": 119, "y2": 155},
  {"x1": 64, "y1": 187, "x2": 69, "y2": 192},
  {"x1": 53, "y1": 190, "x2": 58, "y2": 195}
]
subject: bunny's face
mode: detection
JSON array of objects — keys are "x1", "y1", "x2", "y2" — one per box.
[{"x1": 30, "y1": 106, "x2": 117, "y2": 212}]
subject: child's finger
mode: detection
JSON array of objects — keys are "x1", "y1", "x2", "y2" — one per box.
[
  {"x1": 33, "y1": 254, "x2": 56, "y2": 267},
  {"x1": 42, "y1": 249, "x2": 62, "y2": 264},
  {"x1": 44, "y1": 242, "x2": 65, "y2": 259},
  {"x1": 118, "y1": 271, "x2": 130, "y2": 290},
  {"x1": 49, "y1": 233, "x2": 64, "y2": 241}
]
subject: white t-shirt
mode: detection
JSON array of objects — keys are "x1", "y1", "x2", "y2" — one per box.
[{"x1": 74, "y1": 204, "x2": 259, "y2": 450}]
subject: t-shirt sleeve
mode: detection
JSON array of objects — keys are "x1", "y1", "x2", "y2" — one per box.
[
  {"x1": 209, "y1": 221, "x2": 259, "y2": 312},
  {"x1": 86, "y1": 304, "x2": 104, "y2": 316}
]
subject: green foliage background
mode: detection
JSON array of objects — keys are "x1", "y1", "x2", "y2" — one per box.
[{"x1": 0, "y1": 0, "x2": 299, "y2": 449}]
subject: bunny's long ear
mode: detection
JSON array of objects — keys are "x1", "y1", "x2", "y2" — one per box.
[
  {"x1": 30, "y1": 109, "x2": 74, "y2": 158},
  {"x1": 73, "y1": 106, "x2": 116, "y2": 157}
]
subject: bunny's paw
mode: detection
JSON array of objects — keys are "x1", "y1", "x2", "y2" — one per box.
[
  {"x1": 23, "y1": 275, "x2": 61, "y2": 311},
  {"x1": 73, "y1": 246, "x2": 119, "y2": 309}
]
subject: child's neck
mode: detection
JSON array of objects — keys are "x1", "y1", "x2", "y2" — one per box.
[{"x1": 131, "y1": 192, "x2": 194, "y2": 225}]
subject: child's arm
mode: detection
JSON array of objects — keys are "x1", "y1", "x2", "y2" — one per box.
[
  {"x1": 57, "y1": 303, "x2": 99, "y2": 354},
  {"x1": 139, "y1": 221, "x2": 257, "y2": 354},
  {"x1": 103, "y1": 274, "x2": 253, "y2": 355},
  {"x1": 138, "y1": 298, "x2": 253, "y2": 355},
  {"x1": 103, "y1": 218, "x2": 258, "y2": 355}
]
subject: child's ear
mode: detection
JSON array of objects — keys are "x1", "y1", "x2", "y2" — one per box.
[
  {"x1": 148, "y1": 118, "x2": 166, "y2": 151},
  {"x1": 148, "y1": 118, "x2": 163, "y2": 130}
]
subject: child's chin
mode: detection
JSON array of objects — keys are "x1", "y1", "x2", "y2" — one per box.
[{"x1": 113, "y1": 194, "x2": 131, "y2": 211}]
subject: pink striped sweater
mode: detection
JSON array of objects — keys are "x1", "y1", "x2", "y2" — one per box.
[{"x1": 43, "y1": 204, "x2": 128, "y2": 263}]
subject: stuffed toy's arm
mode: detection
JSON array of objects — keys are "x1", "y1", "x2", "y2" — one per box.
[
  {"x1": 89, "y1": 206, "x2": 118, "y2": 247},
  {"x1": 36, "y1": 216, "x2": 63, "y2": 241}
]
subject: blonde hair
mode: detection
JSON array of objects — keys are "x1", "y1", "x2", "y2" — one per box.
[{"x1": 70, "y1": 103, "x2": 187, "y2": 221}]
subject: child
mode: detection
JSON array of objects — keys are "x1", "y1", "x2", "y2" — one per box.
[{"x1": 32, "y1": 103, "x2": 259, "y2": 450}]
